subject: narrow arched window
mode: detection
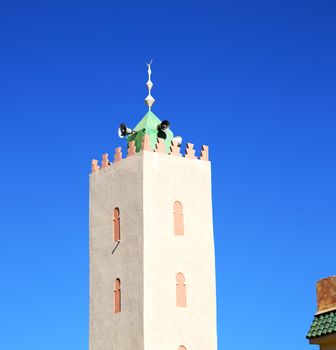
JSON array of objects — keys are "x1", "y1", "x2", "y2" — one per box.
[
  {"x1": 113, "y1": 207, "x2": 120, "y2": 241},
  {"x1": 179, "y1": 346, "x2": 187, "y2": 350},
  {"x1": 173, "y1": 201, "x2": 184, "y2": 235},
  {"x1": 114, "y1": 278, "x2": 121, "y2": 313},
  {"x1": 176, "y1": 273, "x2": 186, "y2": 307}
]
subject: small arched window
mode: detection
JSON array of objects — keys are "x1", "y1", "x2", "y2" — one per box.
[
  {"x1": 173, "y1": 201, "x2": 184, "y2": 236},
  {"x1": 176, "y1": 273, "x2": 186, "y2": 307},
  {"x1": 114, "y1": 278, "x2": 121, "y2": 313},
  {"x1": 113, "y1": 207, "x2": 120, "y2": 242}
]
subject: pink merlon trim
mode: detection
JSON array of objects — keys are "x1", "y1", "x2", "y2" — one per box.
[
  {"x1": 200, "y1": 145, "x2": 209, "y2": 161},
  {"x1": 185, "y1": 143, "x2": 197, "y2": 159},
  {"x1": 101, "y1": 153, "x2": 110, "y2": 168},
  {"x1": 155, "y1": 138, "x2": 166, "y2": 153},
  {"x1": 170, "y1": 140, "x2": 182, "y2": 156},
  {"x1": 114, "y1": 147, "x2": 122, "y2": 162},
  {"x1": 91, "y1": 159, "x2": 100, "y2": 173},
  {"x1": 142, "y1": 134, "x2": 151, "y2": 151},
  {"x1": 92, "y1": 140, "x2": 206, "y2": 171},
  {"x1": 127, "y1": 141, "x2": 136, "y2": 157}
]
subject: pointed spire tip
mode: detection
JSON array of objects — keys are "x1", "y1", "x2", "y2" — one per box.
[{"x1": 145, "y1": 60, "x2": 155, "y2": 110}]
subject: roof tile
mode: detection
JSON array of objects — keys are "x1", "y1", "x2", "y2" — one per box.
[{"x1": 307, "y1": 311, "x2": 336, "y2": 339}]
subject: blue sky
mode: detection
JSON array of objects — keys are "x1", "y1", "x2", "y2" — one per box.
[{"x1": 1, "y1": 0, "x2": 336, "y2": 349}]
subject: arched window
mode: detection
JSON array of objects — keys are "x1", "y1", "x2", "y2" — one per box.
[
  {"x1": 114, "y1": 278, "x2": 121, "y2": 313},
  {"x1": 176, "y1": 273, "x2": 186, "y2": 307},
  {"x1": 113, "y1": 207, "x2": 120, "y2": 241},
  {"x1": 173, "y1": 201, "x2": 184, "y2": 235},
  {"x1": 178, "y1": 346, "x2": 187, "y2": 350}
]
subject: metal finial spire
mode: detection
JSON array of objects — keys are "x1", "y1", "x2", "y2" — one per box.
[{"x1": 145, "y1": 60, "x2": 155, "y2": 110}]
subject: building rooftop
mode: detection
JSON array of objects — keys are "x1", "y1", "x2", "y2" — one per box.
[
  {"x1": 307, "y1": 310, "x2": 336, "y2": 339},
  {"x1": 307, "y1": 276, "x2": 336, "y2": 342}
]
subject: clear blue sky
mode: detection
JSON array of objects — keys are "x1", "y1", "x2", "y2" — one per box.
[{"x1": 1, "y1": 0, "x2": 335, "y2": 349}]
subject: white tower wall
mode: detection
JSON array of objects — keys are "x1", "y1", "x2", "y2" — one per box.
[
  {"x1": 143, "y1": 151, "x2": 217, "y2": 350},
  {"x1": 89, "y1": 150, "x2": 217, "y2": 350}
]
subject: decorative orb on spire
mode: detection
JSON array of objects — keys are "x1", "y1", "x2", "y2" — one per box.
[{"x1": 145, "y1": 60, "x2": 155, "y2": 110}]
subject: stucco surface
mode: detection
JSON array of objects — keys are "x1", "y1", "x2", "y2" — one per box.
[
  {"x1": 321, "y1": 345, "x2": 336, "y2": 350},
  {"x1": 310, "y1": 332, "x2": 336, "y2": 349},
  {"x1": 89, "y1": 150, "x2": 217, "y2": 349},
  {"x1": 143, "y1": 151, "x2": 217, "y2": 350},
  {"x1": 317, "y1": 277, "x2": 336, "y2": 313},
  {"x1": 90, "y1": 153, "x2": 144, "y2": 350}
]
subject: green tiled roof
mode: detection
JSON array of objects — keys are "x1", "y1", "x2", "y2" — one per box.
[
  {"x1": 307, "y1": 311, "x2": 336, "y2": 339},
  {"x1": 127, "y1": 111, "x2": 174, "y2": 152}
]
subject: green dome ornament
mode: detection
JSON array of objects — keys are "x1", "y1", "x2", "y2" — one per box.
[{"x1": 118, "y1": 61, "x2": 181, "y2": 153}]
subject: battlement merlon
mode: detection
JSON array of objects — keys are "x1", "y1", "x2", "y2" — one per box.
[{"x1": 90, "y1": 136, "x2": 209, "y2": 174}]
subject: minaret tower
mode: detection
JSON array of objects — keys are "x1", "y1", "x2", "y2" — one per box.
[{"x1": 89, "y1": 63, "x2": 217, "y2": 350}]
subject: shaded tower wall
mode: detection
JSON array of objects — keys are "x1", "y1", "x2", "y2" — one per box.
[{"x1": 89, "y1": 153, "x2": 144, "y2": 350}]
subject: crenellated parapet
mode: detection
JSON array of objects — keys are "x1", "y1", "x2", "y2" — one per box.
[{"x1": 91, "y1": 135, "x2": 209, "y2": 174}]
